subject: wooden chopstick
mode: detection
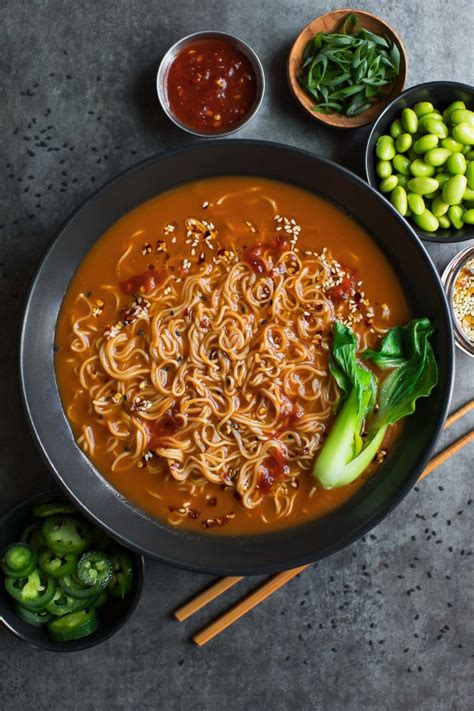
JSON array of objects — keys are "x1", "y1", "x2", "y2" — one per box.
[
  {"x1": 174, "y1": 400, "x2": 473, "y2": 644},
  {"x1": 174, "y1": 576, "x2": 244, "y2": 621},
  {"x1": 193, "y1": 566, "x2": 309, "y2": 647}
]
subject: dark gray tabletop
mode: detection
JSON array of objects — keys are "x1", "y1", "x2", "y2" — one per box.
[{"x1": 1, "y1": 1, "x2": 472, "y2": 709}]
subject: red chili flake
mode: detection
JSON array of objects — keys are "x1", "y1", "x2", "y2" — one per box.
[
  {"x1": 188, "y1": 509, "x2": 200, "y2": 519},
  {"x1": 146, "y1": 404, "x2": 180, "y2": 450},
  {"x1": 207, "y1": 497, "x2": 217, "y2": 507},
  {"x1": 258, "y1": 448, "x2": 290, "y2": 495}
]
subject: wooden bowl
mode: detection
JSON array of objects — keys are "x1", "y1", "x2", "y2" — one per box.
[{"x1": 288, "y1": 9, "x2": 407, "y2": 129}]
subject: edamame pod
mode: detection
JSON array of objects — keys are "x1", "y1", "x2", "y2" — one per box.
[
  {"x1": 438, "y1": 215, "x2": 451, "y2": 229},
  {"x1": 420, "y1": 118, "x2": 448, "y2": 139},
  {"x1": 390, "y1": 186, "x2": 408, "y2": 216},
  {"x1": 407, "y1": 193, "x2": 425, "y2": 216},
  {"x1": 413, "y1": 134, "x2": 439, "y2": 154},
  {"x1": 442, "y1": 100, "x2": 466, "y2": 122},
  {"x1": 452, "y1": 123, "x2": 474, "y2": 145},
  {"x1": 446, "y1": 152, "x2": 466, "y2": 175},
  {"x1": 395, "y1": 133, "x2": 412, "y2": 153},
  {"x1": 466, "y1": 162, "x2": 474, "y2": 189},
  {"x1": 441, "y1": 137, "x2": 464, "y2": 153},
  {"x1": 463, "y1": 209, "x2": 474, "y2": 224},
  {"x1": 390, "y1": 119, "x2": 403, "y2": 139},
  {"x1": 376, "y1": 135, "x2": 396, "y2": 160},
  {"x1": 410, "y1": 159, "x2": 435, "y2": 177},
  {"x1": 376, "y1": 160, "x2": 392, "y2": 178},
  {"x1": 423, "y1": 148, "x2": 451, "y2": 167},
  {"x1": 407, "y1": 177, "x2": 439, "y2": 195},
  {"x1": 379, "y1": 175, "x2": 398, "y2": 193},
  {"x1": 393, "y1": 154, "x2": 411, "y2": 175},
  {"x1": 413, "y1": 210, "x2": 439, "y2": 232},
  {"x1": 401, "y1": 108, "x2": 418, "y2": 134},
  {"x1": 450, "y1": 109, "x2": 474, "y2": 127},
  {"x1": 431, "y1": 194, "x2": 450, "y2": 216},
  {"x1": 442, "y1": 174, "x2": 467, "y2": 205},
  {"x1": 414, "y1": 102, "x2": 434, "y2": 117},
  {"x1": 448, "y1": 205, "x2": 464, "y2": 229}
]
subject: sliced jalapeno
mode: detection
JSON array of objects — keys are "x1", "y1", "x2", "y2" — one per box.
[
  {"x1": 42, "y1": 515, "x2": 92, "y2": 555},
  {"x1": 108, "y1": 553, "x2": 133, "y2": 598},
  {"x1": 46, "y1": 589, "x2": 95, "y2": 616},
  {"x1": 38, "y1": 548, "x2": 77, "y2": 578},
  {"x1": 33, "y1": 498, "x2": 76, "y2": 518},
  {"x1": 20, "y1": 522, "x2": 45, "y2": 549},
  {"x1": 14, "y1": 603, "x2": 53, "y2": 627},
  {"x1": 77, "y1": 551, "x2": 112, "y2": 589},
  {"x1": 5, "y1": 569, "x2": 56, "y2": 610},
  {"x1": 47, "y1": 608, "x2": 98, "y2": 642},
  {"x1": 1, "y1": 543, "x2": 37, "y2": 578},
  {"x1": 59, "y1": 574, "x2": 100, "y2": 599}
]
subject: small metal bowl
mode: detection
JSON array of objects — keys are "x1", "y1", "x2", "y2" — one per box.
[
  {"x1": 156, "y1": 31, "x2": 265, "y2": 137},
  {"x1": 441, "y1": 245, "x2": 474, "y2": 357},
  {"x1": 0, "y1": 492, "x2": 145, "y2": 652}
]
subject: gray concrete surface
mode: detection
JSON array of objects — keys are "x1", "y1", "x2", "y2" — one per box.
[{"x1": 0, "y1": 1, "x2": 472, "y2": 709}]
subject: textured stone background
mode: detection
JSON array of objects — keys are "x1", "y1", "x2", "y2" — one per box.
[{"x1": 0, "y1": 1, "x2": 472, "y2": 709}]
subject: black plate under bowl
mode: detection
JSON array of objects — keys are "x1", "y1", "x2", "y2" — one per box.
[
  {"x1": 365, "y1": 81, "x2": 474, "y2": 244},
  {"x1": 0, "y1": 492, "x2": 144, "y2": 652},
  {"x1": 20, "y1": 141, "x2": 454, "y2": 575}
]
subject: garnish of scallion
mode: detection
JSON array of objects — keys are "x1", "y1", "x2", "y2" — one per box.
[{"x1": 298, "y1": 13, "x2": 400, "y2": 117}]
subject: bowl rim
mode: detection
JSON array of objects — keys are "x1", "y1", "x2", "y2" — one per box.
[
  {"x1": 19, "y1": 139, "x2": 454, "y2": 575},
  {"x1": 364, "y1": 79, "x2": 474, "y2": 244},
  {"x1": 156, "y1": 30, "x2": 265, "y2": 138},
  {"x1": 287, "y1": 8, "x2": 407, "y2": 129},
  {"x1": 0, "y1": 491, "x2": 145, "y2": 653}
]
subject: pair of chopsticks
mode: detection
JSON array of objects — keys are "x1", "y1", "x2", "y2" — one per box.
[{"x1": 174, "y1": 400, "x2": 474, "y2": 646}]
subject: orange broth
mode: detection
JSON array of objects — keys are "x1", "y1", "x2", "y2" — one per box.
[{"x1": 55, "y1": 177, "x2": 410, "y2": 535}]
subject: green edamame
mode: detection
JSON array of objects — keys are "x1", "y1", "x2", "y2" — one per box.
[
  {"x1": 401, "y1": 108, "x2": 418, "y2": 134},
  {"x1": 393, "y1": 154, "x2": 411, "y2": 175},
  {"x1": 463, "y1": 209, "x2": 474, "y2": 224},
  {"x1": 413, "y1": 210, "x2": 439, "y2": 232},
  {"x1": 376, "y1": 160, "x2": 393, "y2": 178},
  {"x1": 376, "y1": 135, "x2": 396, "y2": 160},
  {"x1": 450, "y1": 109, "x2": 474, "y2": 126},
  {"x1": 466, "y1": 150, "x2": 474, "y2": 160},
  {"x1": 423, "y1": 148, "x2": 451, "y2": 167},
  {"x1": 390, "y1": 186, "x2": 408, "y2": 216},
  {"x1": 409, "y1": 159, "x2": 435, "y2": 178},
  {"x1": 407, "y1": 193, "x2": 425, "y2": 216},
  {"x1": 420, "y1": 118, "x2": 448, "y2": 139},
  {"x1": 390, "y1": 119, "x2": 403, "y2": 139},
  {"x1": 413, "y1": 102, "x2": 434, "y2": 118},
  {"x1": 452, "y1": 123, "x2": 474, "y2": 145},
  {"x1": 448, "y1": 205, "x2": 464, "y2": 229},
  {"x1": 407, "y1": 177, "x2": 439, "y2": 195},
  {"x1": 379, "y1": 175, "x2": 398, "y2": 193},
  {"x1": 436, "y1": 172, "x2": 451, "y2": 187},
  {"x1": 466, "y1": 162, "x2": 474, "y2": 189},
  {"x1": 431, "y1": 195, "x2": 449, "y2": 217},
  {"x1": 442, "y1": 100, "x2": 466, "y2": 122},
  {"x1": 442, "y1": 174, "x2": 467, "y2": 205},
  {"x1": 463, "y1": 186, "x2": 474, "y2": 201},
  {"x1": 438, "y1": 215, "x2": 451, "y2": 229},
  {"x1": 395, "y1": 173, "x2": 409, "y2": 189},
  {"x1": 413, "y1": 134, "x2": 438, "y2": 154},
  {"x1": 441, "y1": 137, "x2": 464, "y2": 153},
  {"x1": 395, "y1": 133, "x2": 412, "y2": 153},
  {"x1": 446, "y1": 152, "x2": 466, "y2": 175}
]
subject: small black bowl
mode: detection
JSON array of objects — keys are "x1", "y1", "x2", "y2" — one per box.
[
  {"x1": 0, "y1": 492, "x2": 144, "y2": 652},
  {"x1": 365, "y1": 81, "x2": 474, "y2": 244}
]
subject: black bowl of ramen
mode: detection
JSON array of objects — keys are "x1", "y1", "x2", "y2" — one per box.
[{"x1": 19, "y1": 141, "x2": 454, "y2": 575}]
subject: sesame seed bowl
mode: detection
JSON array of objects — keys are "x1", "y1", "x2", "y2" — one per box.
[
  {"x1": 441, "y1": 245, "x2": 474, "y2": 357},
  {"x1": 19, "y1": 140, "x2": 454, "y2": 575}
]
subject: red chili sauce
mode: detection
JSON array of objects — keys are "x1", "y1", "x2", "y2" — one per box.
[{"x1": 166, "y1": 38, "x2": 257, "y2": 133}]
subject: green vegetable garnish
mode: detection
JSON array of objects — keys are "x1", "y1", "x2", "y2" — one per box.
[
  {"x1": 298, "y1": 13, "x2": 400, "y2": 117},
  {"x1": 313, "y1": 318, "x2": 438, "y2": 488}
]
